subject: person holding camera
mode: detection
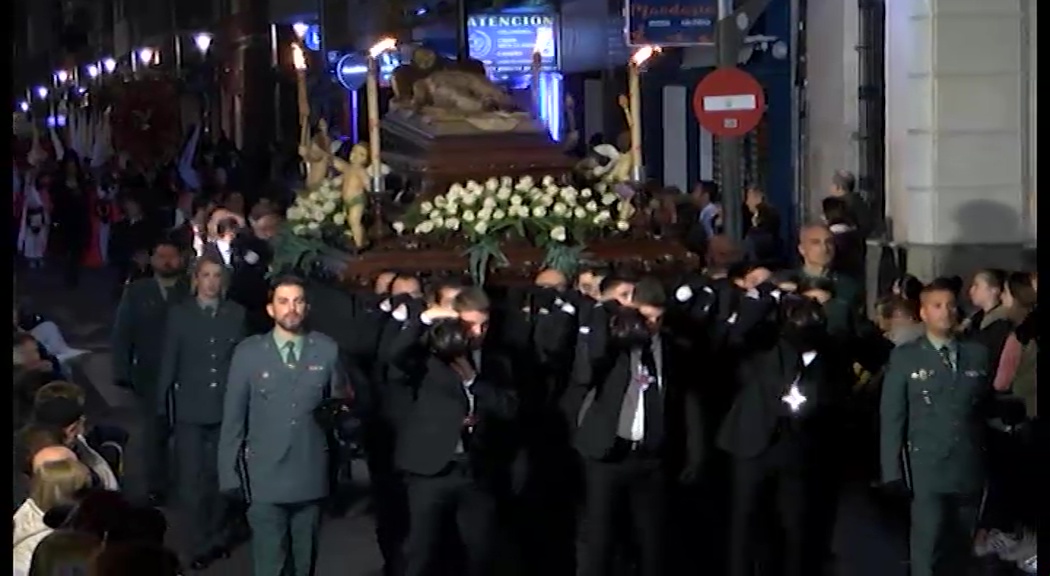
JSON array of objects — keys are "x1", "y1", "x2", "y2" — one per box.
[
  {"x1": 382, "y1": 287, "x2": 516, "y2": 576},
  {"x1": 217, "y1": 275, "x2": 347, "y2": 576},
  {"x1": 572, "y1": 278, "x2": 703, "y2": 576}
]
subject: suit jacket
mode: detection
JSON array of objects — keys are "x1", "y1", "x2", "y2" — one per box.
[
  {"x1": 880, "y1": 337, "x2": 989, "y2": 495},
  {"x1": 571, "y1": 333, "x2": 704, "y2": 472},
  {"x1": 717, "y1": 339, "x2": 837, "y2": 459},
  {"x1": 385, "y1": 315, "x2": 517, "y2": 479},
  {"x1": 156, "y1": 299, "x2": 247, "y2": 424},
  {"x1": 217, "y1": 331, "x2": 345, "y2": 504},
  {"x1": 111, "y1": 277, "x2": 190, "y2": 394}
]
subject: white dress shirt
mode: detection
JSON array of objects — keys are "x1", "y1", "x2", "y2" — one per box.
[
  {"x1": 617, "y1": 336, "x2": 663, "y2": 441},
  {"x1": 216, "y1": 239, "x2": 233, "y2": 267}
]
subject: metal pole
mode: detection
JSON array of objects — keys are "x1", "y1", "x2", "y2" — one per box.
[
  {"x1": 715, "y1": 0, "x2": 772, "y2": 243},
  {"x1": 456, "y1": 0, "x2": 468, "y2": 60}
]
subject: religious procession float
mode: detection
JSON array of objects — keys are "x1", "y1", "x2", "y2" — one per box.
[{"x1": 278, "y1": 41, "x2": 697, "y2": 287}]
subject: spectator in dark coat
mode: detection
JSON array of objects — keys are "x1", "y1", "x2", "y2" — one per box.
[{"x1": 822, "y1": 195, "x2": 866, "y2": 282}]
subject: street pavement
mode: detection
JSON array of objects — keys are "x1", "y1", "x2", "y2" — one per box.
[{"x1": 17, "y1": 265, "x2": 920, "y2": 576}]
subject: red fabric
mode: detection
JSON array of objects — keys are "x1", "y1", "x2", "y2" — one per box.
[
  {"x1": 81, "y1": 187, "x2": 121, "y2": 268},
  {"x1": 993, "y1": 334, "x2": 1023, "y2": 392}
]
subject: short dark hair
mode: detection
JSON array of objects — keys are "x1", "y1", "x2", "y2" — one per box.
[
  {"x1": 973, "y1": 268, "x2": 1007, "y2": 292},
  {"x1": 16, "y1": 423, "x2": 66, "y2": 475},
  {"x1": 920, "y1": 281, "x2": 957, "y2": 301},
  {"x1": 696, "y1": 180, "x2": 720, "y2": 203},
  {"x1": 879, "y1": 295, "x2": 918, "y2": 321},
  {"x1": 798, "y1": 276, "x2": 837, "y2": 298},
  {"x1": 633, "y1": 277, "x2": 666, "y2": 308},
  {"x1": 268, "y1": 274, "x2": 307, "y2": 303},
  {"x1": 426, "y1": 278, "x2": 465, "y2": 305},
  {"x1": 578, "y1": 265, "x2": 611, "y2": 279},
  {"x1": 216, "y1": 216, "x2": 242, "y2": 237},
  {"x1": 452, "y1": 287, "x2": 490, "y2": 313},
  {"x1": 151, "y1": 238, "x2": 181, "y2": 255},
  {"x1": 821, "y1": 196, "x2": 853, "y2": 226},
  {"x1": 832, "y1": 170, "x2": 856, "y2": 194},
  {"x1": 192, "y1": 254, "x2": 227, "y2": 277},
  {"x1": 34, "y1": 381, "x2": 86, "y2": 407},
  {"x1": 599, "y1": 274, "x2": 635, "y2": 295}
]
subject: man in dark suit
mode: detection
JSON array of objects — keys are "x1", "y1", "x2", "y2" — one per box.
[
  {"x1": 880, "y1": 283, "x2": 990, "y2": 576},
  {"x1": 111, "y1": 238, "x2": 190, "y2": 503},
  {"x1": 156, "y1": 255, "x2": 247, "y2": 570},
  {"x1": 108, "y1": 195, "x2": 161, "y2": 292},
  {"x1": 218, "y1": 275, "x2": 346, "y2": 576},
  {"x1": 718, "y1": 294, "x2": 842, "y2": 576},
  {"x1": 382, "y1": 287, "x2": 517, "y2": 576},
  {"x1": 572, "y1": 279, "x2": 704, "y2": 576}
]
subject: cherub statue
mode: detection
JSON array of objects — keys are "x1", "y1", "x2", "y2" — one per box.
[
  {"x1": 330, "y1": 143, "x2": 370, "y2": 249},
  {"x1": 298, "y1": 118, "x2": 336, "y2": 192}
]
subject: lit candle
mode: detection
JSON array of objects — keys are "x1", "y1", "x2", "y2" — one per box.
[
  {"x1": 292, "y1": 43, "x2": 309, "y2": 141},
  {"x1": 627, "y1": 45, "x2": 660, "y2": 182},
  {"x1": 366, "y1": 38, "x2": 397, "y2": 194}
]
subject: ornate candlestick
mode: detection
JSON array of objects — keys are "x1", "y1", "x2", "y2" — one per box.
[
  {"x1": 627, "y1": 45, "x2": 660, "y2": 182},
  {"x1": 366, "y1": 38, "x2": 397, "y2": 195}
]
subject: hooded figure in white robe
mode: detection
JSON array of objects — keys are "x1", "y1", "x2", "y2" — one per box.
[{"x1": 17, "y1": 179, "x2": 49, "y2": 265}]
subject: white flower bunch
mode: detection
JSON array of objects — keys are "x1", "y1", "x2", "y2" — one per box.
[
  {"x1": 395, "y1": 175, "x2": 630, "y2": 242},
  {"x1": 286, "y1": 178, "x2": 346, "y2": 237}
]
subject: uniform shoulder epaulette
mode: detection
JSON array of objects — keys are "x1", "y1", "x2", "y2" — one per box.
[{"x1": 307, "y1": 331, "x2": 337, "y2": 348}]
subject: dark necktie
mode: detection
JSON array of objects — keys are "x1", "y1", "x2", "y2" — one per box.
[
  {"x1": 938, "y1": 345, "x2": 954, "y2": 373},
  {"x1": 641, "y1": 346, "x2": 664, "y2": 449},
  {"x1": 202, "y1": 305, "x2": 216, "y2": 317},
  {"x1": 283, "y1": 341, "x2": 298, "y2": 366}
]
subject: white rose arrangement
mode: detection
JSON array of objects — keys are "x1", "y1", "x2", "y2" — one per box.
[
  {"x1": 395, "y1": 175, "x2": 630, "y2": 245},
  {"x1": 285, "y1": 178, "x2": 347, "y2": 238}
]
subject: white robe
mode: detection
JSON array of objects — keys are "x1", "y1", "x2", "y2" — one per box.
[
  {"x1": 17, "y1": 182, "x2": 49, "y2": 260},
  {"x1": 96, "y1": 186, "x2": 116, "y2": 264}
]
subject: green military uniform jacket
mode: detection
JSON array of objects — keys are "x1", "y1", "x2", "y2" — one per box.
[
  {"x1": 217, "y1": 331, "x2": 345, "y2": 504},
  {"x1": 111, "y1": 276, "x2": 190, "y2": 397},
  {"x1": 156, "y1": 299, "x2": 247, "y2": 424},
  {"x1": 879, "y1": 337, "x2": 990, "y2": 495}
]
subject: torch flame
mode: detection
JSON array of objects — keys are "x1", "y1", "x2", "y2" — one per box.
[
  {"x1": 533, "y1": 27, "x2": 553, "y2": 55},
  {"x1": 292, "y1": 43, "x2": 307, "y2": 71},
  {"x1": 368, "y1": 38, "x2": 397, "y2": 58},
  {"x1": 630, "y1": 45, "x2": 661, "y2": 66}
]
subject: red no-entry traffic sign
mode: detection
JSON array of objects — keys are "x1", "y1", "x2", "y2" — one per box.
[{"x1": 692, "y1": 67, "x2": 766, "y2": 137}]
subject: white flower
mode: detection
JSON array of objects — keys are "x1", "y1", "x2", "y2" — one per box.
[
  {"x1": 545, "y1": 185, "x2": 560, "y2": 196},
  {"x1": 477, "y1": 208, "x2": 493, "y2": 221},
  {"x1": 585, "y1": 200, "x2": 599, "y2": 212},
  {"x1": 492, "y1": 209, "x2": 506, "y2": 220},
  {"x1": 416, "y1": 221, "x2": 435, "y2": 234},
  {"x1": 308, "y1": 221, "x2": 320, "y2": 230},
  {"x1": 532, "y1": 206, "x2": 547, "y2": 218},
  {"x1": 322, "y1": 201, "x2": 336, "y2": 213},
  {"x1": 500, "y1": 176, "x2": 513, "y2": 188},
  {"x1": 581, "y1": 188, "x2": 593, "y2": 198},
  {"x1": 550, "y1": 225, "x2": 567, "y2": 242},
  {"x1": 552, "y1": 203, "x2": 568, "y2": 216},
  {"x1": 595, "y1": 182, "x2": 608, "y2": 193},
  {"x1": 474, "y1": 221, "x2": 489, "y2": 235},
  {"x1": 593, "y1": 211, "x2": 611, "y2": 225},
  {"x1": 293, "y1": 224, "x2": 306, "y2": 234},
  {"x1": 482, "y1": 197, "x2": 497, "y2": 209},
  {"x1": 431, "y1": 215, "x2": 445, "y2": 227},
  {"x1": 466, "y1": 180, "x2": 481, "y2": 192},
  {"x1": 541, "y1": 175, "x2": 555, "y2": 187},
  {"x1": 496, "y1": 187, "x2": 512, "y2": 202},
  {"x1": 616, "y1": 220, "x2": 630, "y2": 232},
  {"x1": 485, "y1": 178, "x2": 499, "y2": 191},
  {"x1": 573, "y1": 207, "x2": 587, "y2": 219},
  {"x1": 462, "y1": 210, "x2": 475, "y2": 222},
  {"x1": 445, "y1": 217, "x2": 460, "y2": 231},
  {"x1": 420, "y1": 201, "x2": 434, "y2": 214},
  {"x1": 510, "y1": 195, "x2": 523, "y2": 206},
  {"x1": 447, "y1": 187, "x2": 461, "y2": 201},
  {"x1": 392, "y1": 221, "x2": 405, "y2": 234},
  {"x1": 287, "y1": 207, "x2": 304, "y2": 220},
  {"x1": 451, "y1": 183, "x2": 466, "y2": 196},
  {"x1": 333, "y1": 212, "x2": 346, "y2": 225},
  {"x1": 445, "y1": 202, "x2": 458, "y2": 215},
  {"x1": 461, "y1": 193, "x2": 477, "y2": 207},
  {"x1": 601, "y1": 193, "x2": 618, "y2": 206},
  {"x1": 518, "y1": 175, "x2": 534, "y2": 190},
  {"x1": 539, "y1": 195, "x2": 555, "y2": 208},
  {"x1": 435, "y1": 196, "x2": 447, "y2": 207}
]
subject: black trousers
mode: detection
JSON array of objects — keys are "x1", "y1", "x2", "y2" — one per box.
[
  {"x1": 174, "y1": 423, "x2": 228, "y2": 556},
  {"x1": 365, "y1": 419, "x2": 408, "y2": 576},
  {"x1": 404, "y1": 461, "x2": 497, "y2": 576},
  {"x1": 578, "y1": 447, "x2": 666, "y2": 576},
  {"x1": 728, "y1": 435, "x2": 810, "y2": 576}
]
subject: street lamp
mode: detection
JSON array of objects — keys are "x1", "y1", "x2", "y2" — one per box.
[
  {"x1": 87, "y1": 64, "x2": 100, "y2": 79},
  {"x1": 138, "y1": 47, "x2": 156, "y2": 66},
  {"x1": 292, "y1": 22, "x2": 309, "y2": 40},
  {"x1": 102, "y1": 57, "x2": 117, "y2": 74},
  {"x1": 194, "y1": 32, "x2": 213, "y2": 54},
  {"x1": 19, "y1": 101, "x2": 29, "y2": 113},
  {"x1": 55, "y1": 70, "x2": 69, "y2": 84},
  {"x1": 35, "y1": 86, "x2": 48, "y2": 99}
]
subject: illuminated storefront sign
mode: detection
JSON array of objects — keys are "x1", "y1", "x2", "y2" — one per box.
[{"x1": 467, "y1": 11, "x2": 558, "y2": 80}]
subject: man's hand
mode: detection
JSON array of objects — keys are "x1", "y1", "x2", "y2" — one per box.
[{"x1": 420, "y1": 306, "x2": 459, "y2": 324}]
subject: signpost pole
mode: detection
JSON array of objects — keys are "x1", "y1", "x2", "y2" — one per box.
[{"x1": 715, "y1": 1, "x2": 744, "y2": 242}]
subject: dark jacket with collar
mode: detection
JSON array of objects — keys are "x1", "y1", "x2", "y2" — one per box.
[
  {"x1": 383, "y1": 314, "x2": 517, "y2": 480},
  {"x1": 111, "y1": 276, "x2": 190, "y2": 394},
  {"x1": 960, "y1": 305, "x2": 1012, "y2": 381}
]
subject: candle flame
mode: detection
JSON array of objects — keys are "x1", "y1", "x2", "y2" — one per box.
[
  {"x1": 292, "y1": 43, "x2": 307, "y2": 71},
  {"x1": 368, "y1": 38, "x2": 397, "y2": 58},
  {"x1": 630, "y1": 45, "x2": 661, "y2": 66},
  {"x1": 533, "y1": 27, "x2": 552, "y2": 55}
]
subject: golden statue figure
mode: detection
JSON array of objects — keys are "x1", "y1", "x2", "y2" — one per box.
[
  {"x1": 298, "y1": 118, "x2": 334, "y2": 192},
  {"x1": 331, "y1": 143, "x2": 370, "y2": 249}
]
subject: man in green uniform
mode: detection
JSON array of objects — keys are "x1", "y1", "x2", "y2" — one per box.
[
  {"x1": 796, "y1": 223, "x2": 864, "y2": 337},
  {"x1": 156, "y1": 255, "x2": 247, "y2": 570},
  {"x1": 880, "y1": 283, "x2": 989, "y2": 576},
  {"x1": 111, "y1": 238, "x2": 189, "y2": 503},
  {"x1": 218, "y1": 275, "x2": 346, "y2": 576}
]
